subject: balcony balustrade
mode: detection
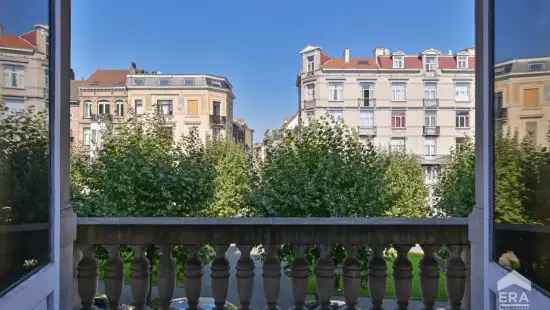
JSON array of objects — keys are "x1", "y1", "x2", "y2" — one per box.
[
  {"x1": 423, "y1": 126, "x2": 441, "y2": 136},
  {"x1": 423, "y1": 98, "x2": 439, "y2": 108},
  {"x1": 303, "y1": 99, "x2": 316, "y2": 109},
  {"x1": 358, "y1": 126, "x2": 377, "y2": 137},
  {"x1": 210, "y1": 115, "x2": 227, "y2": 126},
  {"x1": 74, "y1": 217, "x2": 470, "y2": 310},
  {"x1": 357, "y1": 98, "x2": 376, "y2": 108}
]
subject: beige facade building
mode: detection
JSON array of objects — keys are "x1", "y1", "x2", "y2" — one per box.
[
  {"x1": 72, "y1": 64, "x2": 246, "y2": 154},
  {"x1": 0, "y1": 24, "x2": 49, "y2": 112},
  {"x1": 495, "y1": 56, "x2": 550, "y2": 145},
  {"x1": 297, "y1": 45, "x2": 476, "y2": 186}
]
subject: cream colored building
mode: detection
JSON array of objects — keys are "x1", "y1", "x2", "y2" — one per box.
[
  {"x1": 0, "y1": 24, "x2": 49, "y2": 112},
  {"x1": 297, "y1": 45, "x2": 476, "y2": 186},
  {"x1": 126, "y1": 72, "x2": 234, "y2": 142},
  {"x1": 495, "y1": 56, "x2": 550, "y2": 146}
]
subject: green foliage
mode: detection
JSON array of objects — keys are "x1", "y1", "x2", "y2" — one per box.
[
  {"x1": 434, "y1": 139, "x2": 475, "y2": 217},
  {"x1": 382, "y1": 152, "x2": 429, "y2": 217},
  {"x1": 0, "y1": 104, "x2": 49, "y2": 223},
  {"x1": 252, "y1": 118, "x2": 427, "y2": 217}
]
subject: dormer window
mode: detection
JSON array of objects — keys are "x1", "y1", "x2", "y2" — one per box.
[
  {"x1": 528, "y1": 62, "x2": 545, "y2": 72},
  {"x1": 307, "y1": 55, "x2": 315, "y2": 73},
  {"x1": 458, "y1": 56, "x2": 468, "y2": 69},
  {"x1": 393, "y1": 55, "x2": 404, "y2": 69},
  {"x1": 425, "y1": 56, "x2": 437, "y2": 72}
]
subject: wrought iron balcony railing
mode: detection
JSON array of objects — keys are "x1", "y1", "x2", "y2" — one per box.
[
  {"x1": 358, "y1": 126, "x2": 377, "y2": 137},
  {"x1": 74, "y1": 217, "x2": 470, "y2": 310},
  {"x1": 358, "y1": 98, "x2": 376, "y2": 108},
  {"x1": 423, "y1": 126, "x2": 441, "y2": 136},
  {"x1": 423, "y1": 98, "x2": 439, "y2": 108},
  {"x1": 210, "y1": 115, "x2": 227, "y2": 126}
]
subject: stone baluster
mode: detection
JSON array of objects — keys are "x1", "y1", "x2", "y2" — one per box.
[
  {"x1": 290, "y1": 245, "x2": 309, "y2": 310},
  {"x1": 158, "y1": 245, "x2": 176, "y2": 310},
  {"x1": 393, "y1": 245, "x2": 412, "y2": 310},
  {"x1": 77, "y1": 245, "x2": 98, "y2": 310},
  {"x1": 104, "y1": 245, "x2": 123, "y2": 309},
  {"x1": 315, "y1": 244, "x2": 335, "y2": 310},
  {"x1": 130, "y1": 245, "x2": 150, "y2": 310},
  {"x1": 184, "y1": 246, "x2": 203, "y2": 310},
  {"x1": 461, "y1": 245, "x2": 471, "y2": 310},
  {"x1": 236, "y1": 245, "x2": 255, "y2": 310},
  {"x1": 263, "y1": 244, "x2": 281, "y2": 310},
  {"x1": 368, "y1": 246, "x2": 386, "y2": 310},
  {"x1": 211, "y1": 245, "x2": 230, "y2": 310},
  {"x1": 420, "y1": 245, "x2": 440, "y2": 310},
  {"x1": 446, "y1": 245, "x2": 466, "y2": 310},
  {"x1": 342, "y1": 245, "x2": 361, "y2": 310}
]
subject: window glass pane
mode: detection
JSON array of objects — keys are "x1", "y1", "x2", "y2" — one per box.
[
  {"x1": 0, "y1": 0, "x2": 51, "y2": 294},
  {"x1": 494, "y1": 0, "x2": 550, "y2": 294}
]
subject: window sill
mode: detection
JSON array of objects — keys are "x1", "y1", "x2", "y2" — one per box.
[
  {"x1": 455, "y1": 99, "x2": 471, "y2": 103},
  {"x1": 456, "y1": 127, "x2": 471, "y2": 130},
  {"x1": 391, "y1": 100, "x2": 407, "y2": 102},
  {"x1": 392, "y1": 127, "x2": 407, "y2": 130}
]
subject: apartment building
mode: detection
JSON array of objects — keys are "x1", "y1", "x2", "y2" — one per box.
[
  {"x1": 297, "y1": 45, "x2": 476, "y2": 186},
  {"x1": 0, "y1": 24, "x2": 49, "y2": 112},
  {"x1": 233, "y1": 118, "x2": 254, "y2": 151},
  {"x1": 73, "y1": 64, "x2": 238, "y2": 153},
  {"x1": 126, "y1": 72, "x2": 234, "y2": 143},
  {"x1": 495, "y1": 56, "x2": 550, "y2": 146}
]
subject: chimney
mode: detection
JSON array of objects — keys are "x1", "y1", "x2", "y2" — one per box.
[
  {"x1": 344, "y1": 48, "x2": 350, "y2": 63},
  {"x1": 373, "y1": 47, "x2": 390, "y2": 58},
  {"x1": 448, "y1": 49, "x2": 453, "y2": 55}
]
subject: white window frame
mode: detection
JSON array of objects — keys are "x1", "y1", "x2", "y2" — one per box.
[
  {"x1": 328, "y1": 82, "x2": 344, "y2": 101},
  {"x1": 3, "y1": 65, "x2": 25, "y2": 89},
  {"x1": 115, "y1": 100, "x2": 125, "y2": 117},
  {"x1": 83, "y1": 101, "x2": 92, "y2": 118},
  {"x1": 4, "y1": 97, "x2": 25, "y2": 112},
  {"x1": 158, "y1": 99, "x2": 173, "y2": 116},
  {"x1": 83, "y1": 128, "x2": 92, "y2": 146},
  {"x1": 307, "y1": 55, "x2": 315, "y2": 73},
  {"x1": 425, "y1": 110, "x2": 437, "y2": 127},
  {"x1": 305, "y1": 83, "x2": 315, "y2": 100},
  {"x1": 391, "y1": 82, "x2": 407, "y2": 101},
  {"x1": 425, "y1": 56, "x2": 437, "y2": 72},
  {"x1": 456, "y1": 110, "x2": 470, "y2": 128},
  {"x1": 424, "y1": 138, "x2": 437, "y2": 157},
  {"x1": 327, "y1": 109, "x2": 343, "y2": 121},
  {"x1": 424, "y1": 82, "x2": 437, "y2": 99},
  {"x1": 390, "y1": 138, "x2": 406, "y2": 153},
  {"x1": 458, "y1": 56, "x2": 469, "y2": 69},
  {"x1": 391, "y1": 110, "x2": 406, "y2": 128},
  {"x1": 528, "y1": 62, "x2": 545, "y2": 72},
  {"x1": 98, "y1": 101, "x2": 110, "y2": 115},
  {"x1": 134, "y1": 98, "x2": 144, "y2": 114},
  {"x1": 455, "y1": 82, "x2": 471, "y2": 102},
  {"x1": 360, "y1": 110, "x2": 374, "y2": 128},
  {"x1": 393, "y1": 56, "x2": 404, "y2": 69}
]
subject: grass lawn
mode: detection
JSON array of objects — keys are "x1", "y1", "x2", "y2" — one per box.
[{"x1": 307, "y1": 253, "x2": 448, "y2": 301}]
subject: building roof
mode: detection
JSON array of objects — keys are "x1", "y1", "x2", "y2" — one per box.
[
  {"x1": 19, "y1": 30, "x2": 38, "y2": 46},
  {"x1": 322, "y1": 57, "x2": 378, "y2": 69},
  {"x1": 0, "y1": 33, "x2": 35, "y2": 49},
  {"x1": 83, "y1": 69, "x2": 128, "y2": 87}
]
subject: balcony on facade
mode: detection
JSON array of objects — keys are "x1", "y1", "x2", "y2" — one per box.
[
  {"x1": 74, "y1": 217, "x2": 470, "y2": 310},
  {"x1": 303, "y1": 99, "x2": 316, "y2": 109},
  {"x1": 358, "y1": 98, "x2": 376, "y2": 108},
  {"x1": 423, "y1": 125, "x2": 441, "y2": 136},
  {"x1": 423, "y1": 98, "x2": 439, "y2": 108},
  {"x1": 358, "y1": 126, "x2": 377, "y2": 137},
  {"x1": 210, "y1": 115, "x2": 227, "y2": 127}
]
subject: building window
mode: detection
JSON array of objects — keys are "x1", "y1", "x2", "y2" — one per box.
[
  {"x1": 455, "y1": 83, "x2": 470, "y2": 101},
  {"x1": 528, "y1": 62, "x2": 545, "y2": 72},
  {"x1": 3, "y1": 65, "x2": 24, "y2": 88},
  {"x1": 425, "y1": 138, "x2": 436, "y2": 157},
  {"x1": 523, "y1": 88, "x2": 540, "y2": 107},
  {"x1": 184, "y1": 78, "x2": 195, "y2": 87},
  {"x1": 391, "y1": 82, "x2": 406, "y2": 101},
  {"x1": 83, "y1": 128, "x2": 92, "y2": 146},
  {"x1": 4, "y1": 97, "x2": 25, "y2": 112},
  {"x1": 212, "y1": 101, "x2": 221, "y2": 116},
  {"x1": 391, "y1": 110, "x2": 406, "y2": 128},
  {"x1": 98, "y1": 101, "x2": 110, "y2": 115},
  {"x1": 307, "y1": 55, "x2": 315, "y2": 73},
  {"x1": 360, "y1": 110, "x2": 374, "y2": 128},
  {"x1": 360, "y1": 82, "x2": 375, "y2": 106},
  {"x1": 425, "y1": 166, "x2": 439, "y2": 184},
  {"x1": 393, "y1": 56, "x2": 404, "y2": 69},
  {"x1": 328, "y1": 109, "x2": 343, "y2": 121},
  {"x1": 425, "y1": 110, "x2": 437, "y2": 127},
  {"x1": 115, "y1": 101, "x2": 124, "y2": 117},
  {"x1": 456, "y1": 110, "x2": 470, "y2": 128},
  {"x1": 328, "y1": 82, "x2": 343, "y2": 101},
  {"x1": 161, "y1": 126, "x2": 173, "y2": 140},
  {"x1": 159, "y1": 78, "x2": 170, "y2": 86},
  {"x1": 456, "y1": 137, "x2": 467, "y2": 152},
  {"x1": 158, "y1": 100, "x2": 173, "y2": 115},
  {"x1": 390, "y1": 138, "x2": 406, "y2": 153},
  {"x1": 306, "y1": 111, "x2": 314, "y2": 122},
  {"x1": 526, "y1": 121, "x2": 538, "y2": 142},
  {"x1": 212, "y1": 127, "x2": 221, "y2": 140},
  {"x1": 305, "y1": 83, "x2": 315, "y2": 100},
  {"x1": 187, "y1": 99, "x2": 199, "y2": 115},
  {"x1": 457, "y1": 56, "x2": 468, "y2": 69},
  {"x1": 424, "y1": 82, "x2": 437, "y2": 99},
  {"x1": 84, "y1": 101, "x2": 92, "y2": 118},
  {"x1": 425, "y1": 56, "x2": 437, "y2": 71},
  {"x1": 134, "y1": 99, "x2": 144, "y2": 114}
]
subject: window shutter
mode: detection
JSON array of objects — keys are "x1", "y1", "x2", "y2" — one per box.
[
  {"x1": 187, "y1": 100, "x2": 199, "y2": 115},
  {"x1": 524, "y1": 88, "x2": 540, "y2": 107}
]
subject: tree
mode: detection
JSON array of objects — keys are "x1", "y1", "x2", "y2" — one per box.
[
  {"x1": 382, "y1": 152, "x2": 429, "y2": 217},
  {"x1": 252, "y1": 118, "x2": 388, "y2": 217}
]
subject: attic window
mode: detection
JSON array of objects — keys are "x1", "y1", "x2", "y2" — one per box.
[
  {"x1": 307, "y1": 55, "x2": 315, "y2": 72},
  {"x1": 393, "y1": 56, "x2": 404, "y2": 69},
  {"x1": 528, "y1": 62, "x2": 545, "y2": 72},
  {"x1": 458, "y1": 56, "x2": 468, "y2": 69},
  {"x1": 358, "y1": 60, "x2": 371, "y2": 65}
]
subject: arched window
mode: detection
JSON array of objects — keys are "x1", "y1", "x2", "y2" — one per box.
[
  {"x1": 115, "y1": 100, "x2": 124, "y2": 117},
  {"x1": 83, "y1": 101, "x2": 92, "y2": 118},
  {"x1": 98, "y1": 100, "x2": 110, "y2": 115}
]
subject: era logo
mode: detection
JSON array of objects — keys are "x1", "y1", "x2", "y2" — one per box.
[{"x1": 497, "y1": 270, "x2": 531, "y2": 310}]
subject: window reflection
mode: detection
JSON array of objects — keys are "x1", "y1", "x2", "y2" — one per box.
[
  {"x1": 494, "y1": 0, "x2": 550, "y2": 294},
  {"x1": 0, "y1": 0, "x2": 50, "y2": 294}
]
